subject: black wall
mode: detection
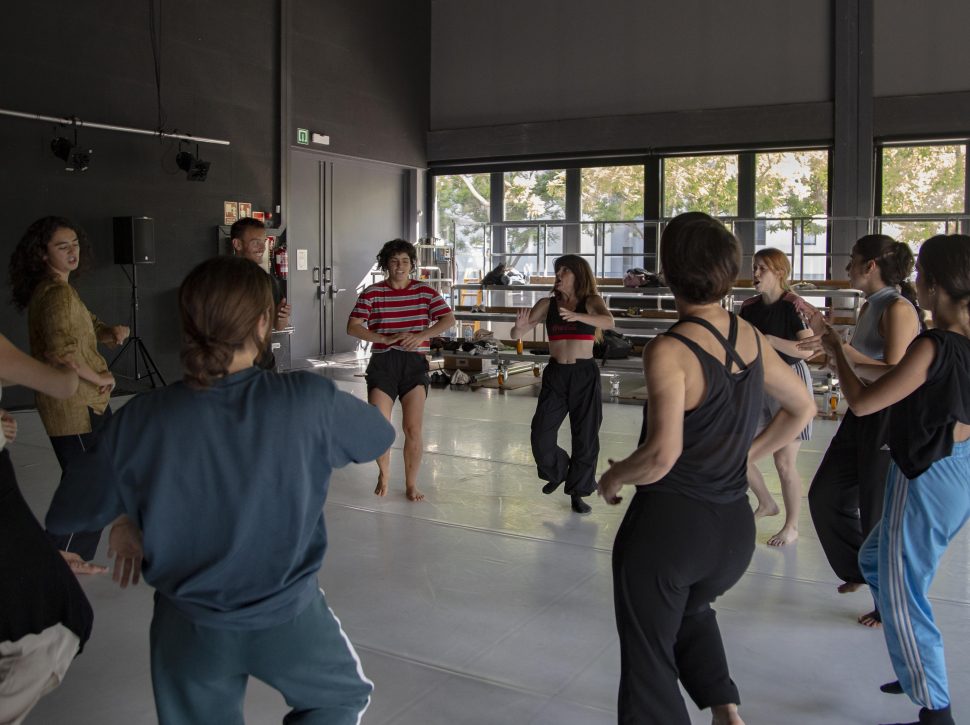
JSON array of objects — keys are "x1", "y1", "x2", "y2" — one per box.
[
  {"x1": 286, "y1": 0, "x2": 430, "y2": 168},
  {"x1": 0, "y1": 0, "x2": 431, "y2": 397},
  {"x1": 0, "y1": 0, "x2": 280, "y2": 388}
]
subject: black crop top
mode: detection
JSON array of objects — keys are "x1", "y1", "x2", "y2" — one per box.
[
  {"x1": 546, "y1": 298, "x2": 596, "y2": 341},
  {"x1": 889, "y1": 329, "x2": 970, "y2": 479}
]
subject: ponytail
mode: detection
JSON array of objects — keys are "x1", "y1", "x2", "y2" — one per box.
[
  {"x1": 178, "y1": 256, "x2": 273, "y2": 388},
  {"x1": 854, "y1": 234, "x2": 923, "y2": 328}
]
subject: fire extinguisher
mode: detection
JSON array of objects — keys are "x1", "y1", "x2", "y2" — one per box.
[{"x1": 274, "y1": 244, "x2": 288, "y2": 279}]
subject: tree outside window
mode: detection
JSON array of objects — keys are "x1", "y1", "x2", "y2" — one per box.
[
  {"x1": 881, "y1": 144, "x2": 966, "y2": 249},
  {"x1": 663, "y1": 155, "x2": 738, "y2": 218}
]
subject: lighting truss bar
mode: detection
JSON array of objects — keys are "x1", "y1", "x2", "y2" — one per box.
[{"x1": 0, "y1": 107, "x2": 230, "y2": 146}]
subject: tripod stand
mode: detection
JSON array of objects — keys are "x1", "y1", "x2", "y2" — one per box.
[{"x1": 109, "y1": 263, "x2": 166, "y2": 387}]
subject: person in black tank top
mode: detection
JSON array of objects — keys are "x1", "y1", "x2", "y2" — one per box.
[
  {"x1": 812, "y1": 235, "x2": 970, "y2": 725},
  {"x1": 597, "y1": 214, "x2": 815, "y2": 725}
]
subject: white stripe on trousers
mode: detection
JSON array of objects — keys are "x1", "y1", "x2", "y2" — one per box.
[
  {"x1": 885, "y1": 469, "x2": 933, "y2": 708},
  {"x1": 319, "y1": 588, "x2": 373, "y2": 725}
]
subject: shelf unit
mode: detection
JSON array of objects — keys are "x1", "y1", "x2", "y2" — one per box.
[
  {"x1": 416, "y1": 239, "x2": 454, "y2": 301},
  {"x1": 451, "y1": 283, "x2": 866, "y2": 342}
]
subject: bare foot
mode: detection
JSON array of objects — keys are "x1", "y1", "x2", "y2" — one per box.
[
  {"x1": 857, "y1": 609, "x2": 882, "y2": 628},
  {"x1": 767, "y1": 526, "x2": 799, "y2": 547},
  {"x1": 753, "y1": 500, "x2": 780, "y2": 519},
  {"x1": 837, "y1": 581, "x2": 864, "y2": 593},
  {"x1": 406, "y1": 486, "x2": 425, "y2": 502},
  {"x1": 374, "y1": 476, "x2": 388, "y2": 497},
  {"x1": 711, "y1": 703, "x2": 745, "y2": 725}
]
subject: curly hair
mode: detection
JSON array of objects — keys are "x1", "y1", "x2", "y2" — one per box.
[
  {"x1": 376, "y1": 239, "x2": 416, "y2": 273},
  {"x1": 179, "y1": 256, "x2": 273, "y2": 388},
  {"x1": 9, "y1": 217, "x2": 89, "y2": 312}
]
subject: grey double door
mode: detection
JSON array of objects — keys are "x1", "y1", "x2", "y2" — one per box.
[{"x1": 287, "y1": 150, "x2": 410, "y2": 364}]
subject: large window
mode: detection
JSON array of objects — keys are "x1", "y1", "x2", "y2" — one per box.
[
  {"x1": 432, "y1": 148, "x2": 835, "y2": 280},
  {"x1": 879, "y1": 144, "x2": 967, "y2": 250},
  {"x1": 582, "y1": 165, "x2": 645, "y2": 277},
  {"x1": 434, "y1": 173, "x2": 490, "y2": 283},
  {"x1": 756, "y1": 150, "x2": 829, "y2": 279},
  {"x1": 663, "y1": 154, "x2": 738, "y2": 218}
]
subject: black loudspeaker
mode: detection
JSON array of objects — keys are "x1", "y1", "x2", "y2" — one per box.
[{"x1": 113, "y1": 216, "x2": 155, "y2": 265}]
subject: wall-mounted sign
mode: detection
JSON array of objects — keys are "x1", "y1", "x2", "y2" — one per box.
[
  {"x1": 296, "y1": 128, "x2": 309, "y2": 145},
  {"x1": 238, "y1": 202, "x2": 252, "y2": 218},
  {"x1": 224, "y1": 201, "x2": 238, "y2": 225}
]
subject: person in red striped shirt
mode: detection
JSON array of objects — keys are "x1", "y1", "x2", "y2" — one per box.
[{"x1": 347, "y1": 240, "x2": 455, "y2": 501}]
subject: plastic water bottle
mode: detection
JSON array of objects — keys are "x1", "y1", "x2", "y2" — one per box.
[
  {"x1": 610, "y1": 375, "x2": 621, "y2": 398},
  {"x1": 463, "y1": 325, "x2": 473, "y2": 342}
]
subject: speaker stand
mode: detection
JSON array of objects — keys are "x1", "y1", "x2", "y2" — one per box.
[{"x1": 109, "y1": 263, "x2": 166, "y2": 388}]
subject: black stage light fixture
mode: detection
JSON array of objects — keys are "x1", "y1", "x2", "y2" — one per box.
[
  {"x1": 50, "y1": 123, "x2": 92, "y2": 171},
  {"x1": 176, "y1": 142, "x2": 210, "y2": 181}
]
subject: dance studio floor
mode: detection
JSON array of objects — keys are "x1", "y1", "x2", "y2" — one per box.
[{"x1": 15, "y1": 363, "x2": 970, "y2": 724}]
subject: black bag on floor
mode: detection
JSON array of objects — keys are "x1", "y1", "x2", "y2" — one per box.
[{"x1": 594, "y1": 330, "x2": 633, "y2": 361}]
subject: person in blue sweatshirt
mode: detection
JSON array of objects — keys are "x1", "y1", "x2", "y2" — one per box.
[{"x1": 46, "y1": 255, "x2": 395, "y2": 725}]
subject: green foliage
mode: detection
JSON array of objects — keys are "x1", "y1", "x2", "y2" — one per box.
[
  {"x1": 881, "y1": 145, "x2": 966, "y2": 247},
  {"x1": 663, "y1": 155, "x2": 739, "y2": 217},
  {"x1": 581, "y1": 166, "x2": 645, "y2": 221}
]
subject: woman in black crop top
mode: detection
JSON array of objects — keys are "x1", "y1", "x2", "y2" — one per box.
[
  {"x1": 511, "y1": 254, "x2": 614, "y2": 514},
  {"x1": 739, "y1": 248, "x2": 818, "y2": 547},
  {"x1": 814, "y1": 234, "x2": 970, "y2": 725},
  {"x1": 597, "y1": 213, "x2": 815, "y2": 725}
]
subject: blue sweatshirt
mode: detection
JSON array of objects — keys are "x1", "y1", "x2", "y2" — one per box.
[{"x1": 46, "y1": 367, "x2": 394, "y2": 630}]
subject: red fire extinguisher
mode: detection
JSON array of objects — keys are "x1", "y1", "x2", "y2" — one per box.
[{"x1": 274, "y1": 244, "x2": 288, "y2": 279}]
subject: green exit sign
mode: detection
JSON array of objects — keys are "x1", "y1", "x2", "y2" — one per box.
[{"x1": 296, "y1": 128, "x2": 309, "y2": 145}]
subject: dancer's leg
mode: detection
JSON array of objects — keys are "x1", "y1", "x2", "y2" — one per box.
[
  {"x1": 767, "y1": 441, "x2": 802, "y2": 546},
  {"x1": 367, "y1": 389, "x2": 395, "y2": 496},
  {"x1": 400, "y1": 385, "x2": 427, "y2": 501}
]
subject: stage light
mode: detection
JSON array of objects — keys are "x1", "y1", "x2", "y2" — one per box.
[
  {"x1": 50, "y1": 125, "x2": 92, "y2": 171},
  {"x1": 176, "y1": 143, "x2": 210, "y2": 181}
]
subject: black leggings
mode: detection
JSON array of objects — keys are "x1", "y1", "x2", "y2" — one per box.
[
  {"x1": 530, "y1": 359, "x2": 602, "y2": 496},
  {"x1": 808, "y1": 409, "x2": 891, "y2": 585},
  {"x1": 46, "y1": 407, "x2": 112, "y2": 561},
  {"x1": 613, "y1": 490, "x2": 755, "y2": 724}
]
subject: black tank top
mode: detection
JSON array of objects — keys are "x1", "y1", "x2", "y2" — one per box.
[
  {"x1": 546, "y1": 298, "x2": 596, "y2": 341},
  {"x1": 638, "y1": 314, "x2": 764, "y2": 504}
]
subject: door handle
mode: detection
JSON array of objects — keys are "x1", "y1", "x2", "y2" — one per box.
[
  {"x1": 328, "y1": 286, "x2": 347, "y2": 299},
  {"x1": 312, "y1": 267, "x2": 320, "y2": 284}
]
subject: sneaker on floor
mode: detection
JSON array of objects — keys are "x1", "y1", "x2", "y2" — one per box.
[{"x1": 542, "y1": 480, "x2": 563, "y2": 495}]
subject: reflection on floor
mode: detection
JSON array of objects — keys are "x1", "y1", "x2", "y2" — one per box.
[{"x1": 17, "y1": 367, "x2": 970, "y2": 725}]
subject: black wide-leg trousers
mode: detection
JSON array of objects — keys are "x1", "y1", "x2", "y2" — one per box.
[
  {"x1": 808, "y1": 409, "x2": 891, "y2": 585},
  {"x1": 612, "y1": 490, "x2": 755, "y2": 724},
  {"x1": 530, "y1": 359, "x2": 602, "y2": 497},
  {"x1": 46, "y1": 407, "x2": 112, "y2": 561}
]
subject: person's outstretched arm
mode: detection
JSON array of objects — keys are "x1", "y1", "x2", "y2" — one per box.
[{"x1": 0, "y1": 333, "x2": 78, "y2": 399}]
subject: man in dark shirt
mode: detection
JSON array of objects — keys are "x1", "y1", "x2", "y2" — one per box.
[{"x1": 230, "y1": 217, "x2": 291, "y2": 369}]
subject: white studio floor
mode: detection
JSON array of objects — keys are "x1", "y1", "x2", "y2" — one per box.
[{"x1": 14, "y1": 363, "x2": 970, "y2": 725}]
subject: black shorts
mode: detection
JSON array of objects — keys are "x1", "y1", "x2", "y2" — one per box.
[{"x1": 365, "y1": 349, "x2": 429, "y2": 403}]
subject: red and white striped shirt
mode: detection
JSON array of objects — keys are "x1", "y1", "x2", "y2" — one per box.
[{"x1": 350, "y1": 280, "x2": 451, "y2": 354}]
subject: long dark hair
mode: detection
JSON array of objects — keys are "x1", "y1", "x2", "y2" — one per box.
[
  {"x1": 552, "y1": 254, "x2": 598, "y2": 303},
  {"x1": 179, "y1": 256, "x2": 273, "y2": 388},
  {"x1": 853, "y1": 234, "x2": 918, "y2": 304},
  {"x1": 917, "y1": 234, "x2": 970, "y2": 313},
  {"x1": 9, "y1": 217, "x2": 89, "y2": 312}
]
